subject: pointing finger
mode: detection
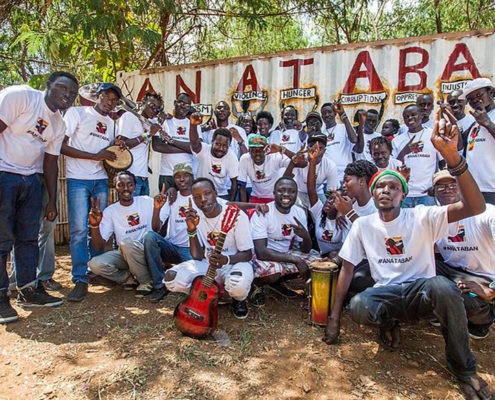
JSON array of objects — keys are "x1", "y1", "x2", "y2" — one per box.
[
  {"x1": 188, "y1": 197, "x2": 193, "y2": 208},
  {"x1": 293, "y1": 217, "x2": 303, "y2": 227},
  {"x1": 161, "y1": 183, "x2": 166, "y2": 195},
  {"x1": 97, "y1": 197, "x2": 101, "y2": 210},
  {"x1": 90, "y1": 197, "x2": 95, "y2": 209}
]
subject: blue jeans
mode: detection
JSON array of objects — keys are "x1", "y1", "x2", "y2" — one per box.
[
  {"x1": 482, "y1": 192, "x2": 495, "y2": 205},
  {"x1": 402, "y1": 195, "x2": 436, "y2": 208},
  {"x1": 349, "y1": 276, "x2": 477, "y2": 379},
  {"x1": 0, "y1": 172, "x2": 42, "y2": 291},
  {"x1": 67, "y1": 178, "x2": 108, "y2": 283},
  {"x1": 143, "y1": 231, "x2": 192, "y2": 289},
  {"x1": 133, "y1": 177, "x2": 149, "y2": 197}
]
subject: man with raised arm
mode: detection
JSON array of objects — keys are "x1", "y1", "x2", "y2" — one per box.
[{"x1": 324, "y1": 108, "x2": 492, "y2": 400}]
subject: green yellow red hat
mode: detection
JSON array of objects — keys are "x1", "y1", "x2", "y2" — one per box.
[
  {"x1": 369, "y1": 169, "x2": 409, "y2": 195},
  {"x1": 248, "y1": 134, "x2": 267, "y2": 148}
]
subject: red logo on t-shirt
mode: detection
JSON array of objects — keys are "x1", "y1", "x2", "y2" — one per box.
[
  {"x1": 211, "y1": 164, "x2": 222, "y2": 174},
  {"x1": 177, "y1": 126, "x2": 186, "y2": 136},
  {"x1": 385, "y1": 237, "x2": 404, "y2": 255},
  {"x1": 127, "y1": 213, "x2": 140, "y2": 227},
  {"x1": 36, "y1": 118, "x2": 49, "y2": 135},
  {"x1": 327, "y1": 133, "x2": 335, "y2": 142},
  {"x1": 207, "y1": 231, "x2": 220, "y2": 247},
  {"x1": 282, "y1": 134, "x2": 290, "y2": 142},
  {"x1": 255, "y1": 170, "x2": 265, "y2": 180},
  {"x1": 281, "y1": 224, "x2": 293, "y2": 236},
  {"x1": 448, "y1": 225, "x2": 466, "y2": 242},
  {"x1": 96, "y1": 122, "x2": 107, "y2": 134},
  {"x1": 411, "y1": 141, "x2": 424, "y2": 153},
  {"x1": 178, "y1": 205, "x2": 188, "y2": 218},
  {"x1": 322, "y1": 229, "x2": 334, "y2": 241}
]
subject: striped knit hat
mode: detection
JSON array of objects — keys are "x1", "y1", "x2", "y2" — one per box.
[{"x1": 368, "y1": 169, "x2": 409, "y2": 195}]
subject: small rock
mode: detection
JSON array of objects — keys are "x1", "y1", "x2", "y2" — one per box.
[{"x1": 302, "y1": 384, "x2": 311, "y2": 393}]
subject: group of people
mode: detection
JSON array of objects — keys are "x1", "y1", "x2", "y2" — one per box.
[{"x1": 1, "y1": 71, "x2": 494, "y2": 399}]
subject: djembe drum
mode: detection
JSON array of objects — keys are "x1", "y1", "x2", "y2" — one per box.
[
  {"x1": 103, "y1": 145, "x2": 133, "y2": 187},
  {"x1": 308, "y1": 260, "x2": 339, "y2": 326}
]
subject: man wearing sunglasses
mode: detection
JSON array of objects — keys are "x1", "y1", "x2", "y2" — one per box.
[
  {"x1": 117, "y1": 92, "x2": 164, "y2": 196},
  {"x1": 433, "y1": 169, "x2": 495, "y2": 341},
  {"x1": 459, "y1": 78, "x2": 495, "y2": 205}
]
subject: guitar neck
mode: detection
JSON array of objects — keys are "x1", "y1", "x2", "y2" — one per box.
[{"x1": 203, "y1": 232, "x2": 227, "y2": 287}]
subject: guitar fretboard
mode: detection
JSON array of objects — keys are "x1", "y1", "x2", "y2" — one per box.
[{"x1": 203, "y1": 232, "x2": 227, "y2": 288}]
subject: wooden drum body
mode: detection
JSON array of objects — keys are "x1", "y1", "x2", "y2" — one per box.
[
  {"x1": 103, "y1": 145, "x2": 133, "y2": 187},
  {"x1": 309, "y1": 261, "x2": 339, "y2": 326}
]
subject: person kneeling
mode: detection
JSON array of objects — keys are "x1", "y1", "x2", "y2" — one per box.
[
  {"x1": 80, "y1": 171, "x2": 164, "y2": 301},
  {"x1": 164, "y1": 178, "x2": 254, "y2": 319}
]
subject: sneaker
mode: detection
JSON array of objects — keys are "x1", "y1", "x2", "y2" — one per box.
[
  {"x1": 67, "y1": 282, "x2": 88, "y2": 302},
  {"x1": 134, "y1": 282, "x2": 153, "y2": 298},
  {"x1": 149, "y1": 286, "x2": 169, "y2": 303},
  {"x1": 249, "y1": 285, "x2": 265, "y2": 307},
  {"x1": 17, "y1": 285, "x2": 63, "y2": 307},
  {"x1": 41, "y1": 278, "x2": 63, "y2": 291},
  {"x1": 429, "y1": 318, "x2": 441, "y2": 327},
  {"x1": 0, "y1": 292, "x2": 19, "y2": 324},
  {"x1": 268, "y1": 282, "x2": 301, "y2": 299},
  {"x1": 468, "y1": 324, "x2": 491, "y2": 340},
  {"x1": 123, "y1": 275, "x2": 138, "y2": 291},
  {"x1": 232, "y1": 299, "x2": 249, "y2": 320}
]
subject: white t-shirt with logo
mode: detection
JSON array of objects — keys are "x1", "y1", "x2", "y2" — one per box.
[
  {"x1": 293, "y1": 157, "x2": 339, "y2": 195},
  {"x1": 342, "y1": 197, "x2": 378, "y2": 240},
  {"x1": 0, "y1": 85, "x2": 66, "y2": 175},
  {"x1": 436, "y1": 204, "x2": 495, "y2": 280},
  {"x1": 269, "y1": 129, "x2": 303, "y2": 154},
  {"x1": 465, "y1": 109, "x2": 495, "y2": 192},
  {"x1": 64, "y1": 106, "x2": 117, "y2": 180},
  {"x1": 375, "y1": 157, "x2": 403, "y2": 171},
  {"x1": 323, "y1": 124, "x2": 354, "y2": 182},
  {"x1": 355, "y1": 131, "x2": 381, "y2": 161},
  {"x1": 117, "y1": 111, "x2": 150, "y2": 178},
  {"x1": 309, "y1": 201, "x2": 344, "y2": 254},
  {"x1": 251, "y1": 202, "x2": 307, "y2": 253},
  {"x1": 193, "y1": 143, "x2": 239, "y2": 196},
  {"x1": 202, "y1": 124, "x2": 247, "y2": 159},
  {"x1": 196, "y1": 199, "x2": 253, "y2": 257},
  {"x1": 160, "y1": 117, "x2": 193, "y2": 176},
  {"x1": 99, "y1": 196, "x2": 155, "y2": 245},
  {"x1": 340, "y1": 205, "x2": 449, "y2": 286},
  {"x1": 238, "y1": 152, "x2": 290, "y2": 198},
  {"x1": 159, "y1": 192, "x2": 193, "y2": 247},
  {"x1": 391, "y1": 128, "x2": 441, "y2": 197},
  {"x1": 457, "y1": 114, "x2": 476, "y2": 137}
]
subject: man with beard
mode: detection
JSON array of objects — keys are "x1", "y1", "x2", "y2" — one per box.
[
  {"x1": 143, "y1": 163, "x2": 194, "y2": 303},
  {"x1": 152, "y1": 92, "x2": 194, "y2": 191},
  {"x1": 118, "y1": 92, "x2": 164, "y2": 196},
  {"x1": 0, "y1": 71, "x2": 79, "y2": 323},
  {"x1": 459, "y1": 78, "x2": 495, "y2": 205},
  {"x1": 62, "y1": 82, "x2": 122, "y2": 302},
  {"x1": 165, "y1": 178, "x2": 254, "y2": 319},
  {"x1": 201, "y1": 100, "x2": 247, "y2": 159},
  {"x1": 325, "y1": 108, "x2": 493, "y2": 400},
  {"x1": 251, "y1": 177, "x2": 318, "y2": 303},
  {"x1": 391, "y1": 104, "x2": 441, "y2": 207},
  {"x1": 320, "y1": 101, "x2": 358, "y2": 182},
  {"x1": 86, "y1": 171, "x2": 166, "y2": 299},
  {"x1": 269, "y1": 105, "x2": 304, "y2": 154},
  {"x1": 433, "y1": 169, "x2": 495, "y2": 341},
  {"x1": 190, "y1": 112, "x2": 239, "y2": 201}
]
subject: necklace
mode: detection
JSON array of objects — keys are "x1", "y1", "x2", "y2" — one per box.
[
  {"x1": 407, "y1": 128, "x2": 425, "y2": 143},
  {"x1": 326, "y1": 125, "x2": 337, "y2": 141}
]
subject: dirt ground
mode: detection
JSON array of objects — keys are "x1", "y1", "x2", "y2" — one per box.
[{"x1": 0, "y1": 246, "x2": 493, "y2": 400}]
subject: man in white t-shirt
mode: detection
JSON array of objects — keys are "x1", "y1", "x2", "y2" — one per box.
[
  {"x1": 416, "y1": 93, "x2": 435, "y2": 129},
  {"x1": 251, "y1": 177, "x2": 319, "y2": 304},
  {"x1": 325, "y1": 109, "x2": 493, "y2": 400},
  {"x1": 190, "y1": 112, "x2": 239, "y2": 201},
  {"x1": 152, "y1": 92, "x2": 194, "y2": 191},
  {"x1": 0, "y1": 72, "x2": 79, "y2": 323},
  {"x1": 459, "y1": 77, "x2": 495, "y2": 205},
  {"x1": 269, "y1": 105, "x2": 304, "y2": 154},
  {"x1": 446, "y1": 90, "x2": 475, "y2": 139},
  {"x1": 201, "y1": 101, "x2": 248, "y2": 159},
  {"x1": 85, "y1": 171, "x2": 165, "y2": 301},
  {"x1": 432, "y1": 169, "x2": 495, "y2": 340},
  {"x1": 118, "y1": 92, "x2": 164, "y2": 196},
  {"x1": 392, "y1": 104, "x2": 441, "y2": 207},
  {"x1": 165, "y1": 178, "x2": 254, "y2": 319},
  {"x1": 62, "y1": 82, "x2": 121, "y2": 301},
  {"x1": 354, "y1": 109, "x2": 381, "y2": 162},
  {"x1": 143, "y1": 163, "x2": 194, "y2": 303},
  {"x1": 320, "y1": 102, "x2": 357, "y2": 182},
  {"x1": 238, "y1": 134, "x2": 291, "y2": 204}
]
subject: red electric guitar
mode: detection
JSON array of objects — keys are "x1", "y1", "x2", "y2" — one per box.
[{"x1": 174, "y1": 204, "x2": 240, "y2": 338}]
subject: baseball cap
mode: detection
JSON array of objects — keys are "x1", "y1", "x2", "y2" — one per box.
[
  {"x1": 248, "y1": 134, "x2": 267, "y2": 147},
  {"x1": 173, "y1": 163, "x2": 193, "y2": 177},
  {"x1": 458, "y1": 78, "x2": 494, "y2": 100},
  {"x1": 97, "y1": 82, "x2": 122, "y2": 99},
  {"x1": 432, "y1": 169, "x2": 455, "y2": 186}
]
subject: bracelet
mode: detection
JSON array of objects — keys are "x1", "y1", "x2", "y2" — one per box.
[
  {"x1": 187, "y1": 230, "x2": 197, "y2": 238},
  {"x1": 447, "y1": 156, "x2": 468, "y2": 176},
  {"x1": 225, "y1": 255, "x2": 231, "y2": 265},
  {"x1": 89, "y1": 224, "x2": 99, "y2": 229}
]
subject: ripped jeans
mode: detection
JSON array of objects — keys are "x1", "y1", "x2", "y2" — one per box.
[
  {"x1": 164, "y1": 259, "x2": 254, "y2": 301},
  {"x1": 349, "y1": 276, "x2": 477, "y2": 379}
]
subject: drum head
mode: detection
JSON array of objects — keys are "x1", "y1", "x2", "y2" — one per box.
[
  {"x1": 310, "y1": 260, "x2": 338, "y2": 271},
  {"x1": 104, "y1": 145, "x2": 133, "y2": 170}
]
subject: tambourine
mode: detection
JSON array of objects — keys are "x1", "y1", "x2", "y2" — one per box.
[{"x1": 103, "y1": 145, "x2": 133, "y2": 187}]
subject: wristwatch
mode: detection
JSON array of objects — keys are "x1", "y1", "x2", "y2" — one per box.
[{"x1": 489, "y1": 281, "x2": 495, "y2": 290}]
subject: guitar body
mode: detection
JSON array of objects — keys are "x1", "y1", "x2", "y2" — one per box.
[{"x1": 174, "y1": 275, "x2": 221, "y2": 338}]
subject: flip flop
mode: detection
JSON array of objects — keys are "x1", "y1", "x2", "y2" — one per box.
[
  {"x1": 378, "y1": 323, "x2": 400, "y2": 351},
  {"x1": 458, "y1": 375, "x2": 494, "y2": 400}
]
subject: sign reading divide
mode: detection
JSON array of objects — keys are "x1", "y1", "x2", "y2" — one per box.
[{"x1": 116, "y1": 30, "x2": 494, "y2": 195}]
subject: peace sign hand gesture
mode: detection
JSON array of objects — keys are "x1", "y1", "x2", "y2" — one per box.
[
  {"x1": 185, "y1": 198, "x2": 200, "y2": 232},
  {"x1": 430, "y1": 108, "x2": 459, "y2": 160},
  {"x1": 154, "y1": 183, "x2": 168, "y2": 209},
  {"x1": 290, "y1": 217, "x2": 310, "y2": 240},
  {"x1": 308, "y1": 142, "x2": 325, "y2": 164},
  {"x1": 89, "y1": 197, "x2": 103, "y2": 227}
]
